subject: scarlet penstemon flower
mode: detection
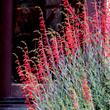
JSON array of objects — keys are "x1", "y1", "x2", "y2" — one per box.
[
  {"x1": 47, "y1": 29, "x2": 60, "y2": 65},
  {"x1": 13, "y1": 53, "x2": 25, "y2": 81},
  {"x1": 81, "y1": 74, "x2": 95, "y2": 110},
  {"x1": 62, "y1": 0, "x2": 81, "y2": 57},
  {"x1": 36, "y1": 33, "x2": 50, "y2": 82},
  {"x1": 14, "y1": 50, "x2": 41, "y2": 108},
  {"x1": 82, "y1": 78, "x2": 92, "y2": 103},
  {"x1": 28, "y1": 107, "x2": 35, "y2": 110},
  {"x1": 23, "y1": 47, "x2": 31, "y2": 74},
  {"x1": 14, "y1": 1, "x2": 110, "y2": 109},
  {"x1": 81, "y1": 75, "x2": 95, "y2": 110},
  {"x1": 62, "y1": 0, "x2": 74, "y2": 54},
  {"x1": 64, "y1": 16, "x2": 75, "y2": 55},
  {"x1": 102, "y1": 1, "x2": 110, "y2": 59},
  {"x1": 55, "y1": 30, "x2": 65, "y2": 59},
  {"x1": 37, "y1": 7, "x2": 55, "y2": 72}
]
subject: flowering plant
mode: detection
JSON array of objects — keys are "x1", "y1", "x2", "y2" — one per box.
[{"x1": 14, "y1": 0, "x2": 110, "y2": 110}]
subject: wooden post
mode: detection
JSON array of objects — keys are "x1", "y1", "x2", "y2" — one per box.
[{"x1": 0, "y1": 0, "x2": 12, "y2": 98}]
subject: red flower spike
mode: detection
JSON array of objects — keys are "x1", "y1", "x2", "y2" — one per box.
[{"x1": 82, "y1": 78, "x2": 92, "y2": 103}]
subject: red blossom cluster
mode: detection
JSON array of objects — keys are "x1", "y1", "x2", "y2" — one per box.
[
  {"x1": 14, "y1": 0, "x2": 110, "y2": 109},
  {"x1": 15, "y1": 59, "x2": 24, "y2": 79},
  {"x1": 82, "y1": 78, "x2": 92, "y2": 103},
  {"x1": 48, "y1": 31, "x2": 60, "y2": 65},
  {"x1": 23, "y1": 47, "x2": 32, "y2": 73}
]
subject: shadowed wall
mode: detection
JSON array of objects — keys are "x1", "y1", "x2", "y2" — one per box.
[{"x1": 0, "y1": 0, "x2": 12, "y2": 98}]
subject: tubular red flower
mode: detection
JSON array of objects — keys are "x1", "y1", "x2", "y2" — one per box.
[
  {"x1": 15, "y1": 59, "x2": 24, "y2": 80},
  {"x1": 82, "y1": 78, "x2": 92, "y2": 102}
]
